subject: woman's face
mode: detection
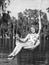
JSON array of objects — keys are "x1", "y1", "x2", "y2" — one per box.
[{"x1": 31, "y1": 27, "x2": 35, "y2": 33}]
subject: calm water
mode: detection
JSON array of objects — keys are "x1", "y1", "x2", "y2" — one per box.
[{"x1": 0, "y1": 36, "x2": 49, "y2": 65}]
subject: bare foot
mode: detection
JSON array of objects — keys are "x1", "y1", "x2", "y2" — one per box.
[{"x1": 8, "y1": 55, "x2": 15, "y2": 60}]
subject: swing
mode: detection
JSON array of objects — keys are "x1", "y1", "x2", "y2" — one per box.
[
  {"x1": 23, "y1": 15, "x2": 41, "y2": 50},
  {"x1": 7, "y1": 13, "x2": 41, "y2": 60}
]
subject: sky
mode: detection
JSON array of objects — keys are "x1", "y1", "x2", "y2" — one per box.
[{"x1": 6, "y1": 0, "x2": 49, "y2": 19}]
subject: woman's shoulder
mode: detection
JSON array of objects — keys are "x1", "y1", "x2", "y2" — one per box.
[
  {"x1": 27, "y1": 33, "x2": 39, "y2": 37},
  {"x1": 30, "y1": 33, "x2": 39, "y2": 37},
  {"x1": 30, "y1": 33, "x2": 37, "y2": 36}
]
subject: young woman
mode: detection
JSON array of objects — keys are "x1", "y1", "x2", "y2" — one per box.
[{"x1": 8, "y1": 15, "x2": 41, "y2": 60}]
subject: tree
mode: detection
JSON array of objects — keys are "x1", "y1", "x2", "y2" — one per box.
[
  {"x1": 0, "y1": 0, "x2": 10, "y2": 15},
  {"x1": 17, "y1": 9, "x2": 40, "y2": 38},
  {"x1": 0, "y1": 0, "x2": 10, "y2": 7}
]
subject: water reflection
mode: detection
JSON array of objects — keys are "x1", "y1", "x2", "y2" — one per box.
[{"x1": 0, "y1": 35, "x2": 49, "y2": 65}]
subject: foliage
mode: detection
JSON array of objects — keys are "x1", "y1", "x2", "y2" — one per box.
[
  {"x1": 0, "y1": 0, "x2": 10, "y2": 6},
  {"x1": 40, "y1": 10, "x2": 49, "y2": 37},
  {"x1": 0, "y1": 0, "x2": 10, "y2": 14},
  {"x1": 17, "y1": 9, "x2": 49, "y2": 38},
  {"x1": 17, "y1": 9, "x2": 39, "y2": 38},
  {"x1": 0, "y1": 9, "x2": 49, "y2": 38}
]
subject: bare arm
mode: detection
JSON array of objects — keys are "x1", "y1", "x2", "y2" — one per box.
[
  {"x1": 33, "y1": 17, "x2": 41, "y2": 41},
  {"x1": 16, "y1": 34, "x2": 30, "y2": 42},
  {"x1": 33, "y1": 15, "x2": 41, "y2": 45},
  {"x1": 32, "y1": 15, "x2": 41, "y2": 49},
  {"x1": 30, "y1": 15, "x2": 41, "y2": 48},
  {"x1": 19, "y1": 34, "x2": 30, "y2": 42}
]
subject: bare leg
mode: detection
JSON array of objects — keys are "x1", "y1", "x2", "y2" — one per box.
[
  {"x1": 8, "y1": 41, "x2": 30, "y2": 57},
  {"x1": 8, "y1": 43, "x2": 23, "y2": 56},
  {"x1": 23, "y1": 40, "x2": 40, "y2": 49},
  {"x1": 8, "y1": 46, "x2": 18, "y2": 56},
  {"x1": 14, "y1": 42, "x2": 32, "y2": 56},
  {"x1": 13, "y1": 43, "x2": 23, "y2": 56},
  {"x1": 8, "y1": 41, "x2": 31, "y2": 60},
  {"x1": 8, "y1": 43, "x2": 23, "y2": 60}
]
